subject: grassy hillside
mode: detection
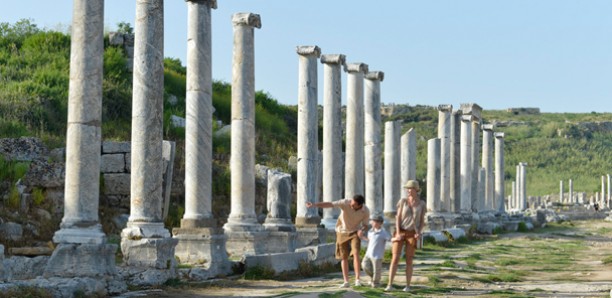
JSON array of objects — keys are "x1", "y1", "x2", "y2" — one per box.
[{"x1": 1, "y1": 19, "x2": 611, "y2": 201}]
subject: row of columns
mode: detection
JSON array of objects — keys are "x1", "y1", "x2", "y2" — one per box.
[{"x1": 427, "y1": 104, "x2": 507, "y2": 214}]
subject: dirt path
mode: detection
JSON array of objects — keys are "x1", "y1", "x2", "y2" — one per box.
[{"x1": 122, "y1": 220, "x2": 612, "y2": 297}]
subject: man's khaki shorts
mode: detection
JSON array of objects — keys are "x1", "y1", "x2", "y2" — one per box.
[{"x1": 335, "y1": 231, "x2": 360, "y2": 259}]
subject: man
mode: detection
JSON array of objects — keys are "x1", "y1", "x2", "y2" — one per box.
[{"x1": 306, "y1": 194, "x2": 370, "y2": 288}]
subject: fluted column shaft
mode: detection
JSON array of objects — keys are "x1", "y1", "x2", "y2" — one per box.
[
  {"x1": 607, "y1": 174, "x2": 611, "y2": 207},
  {"x1": 345, "y1": 63, "x2": 368, "y2": 198},
  {"x1": 559, "y1": 180, "x2": 564, "y2": 203},
  {"x1": 569, "y1": 179, "x2": 574, "y2": 204},
  {"x1": 471, "y1": 120, "x2": 481, "y2": 211},
  {"x1": 494, "y1": 132, "x2": 505, "y2": 213},
  {"x1": 55, "y1": 0, "x2": 105, "y2": 244},
  {"x1": 183, "y1": 0, "x2": 217, "y2": 228},
  {"x1": 321, "y1": 54, "x2": 345, "y2": 228},
  {"x1": 364, "y1": 71, "x2": 384, "y2": 218},
  {"x1": 437, "y1": 104, "x2": 452, "y2": 212},
  {"x1": 482, "y1": 124, "x2": 494, "y2": 210},
  {"x1": 295, "y1": 46, "x2": 321, "y2": 226},
  {"x1": 602, "y1": 175, "x2": 606, "y2": 207},
  {"x1": 226, "y1": 13, "x2": 261, "y2": 230},
  {"x1": 426, "y1": 138, "x2": 441, "y2": 212},
  {"x1": 129, "y1": 0, "x2": 166, "y2": 229},
  {"x1": 460, "y1": 115, "x2": 473, "y2": 212},
  {"x1": 395, "y1": 128, "x2": 416, "y2": 218}
]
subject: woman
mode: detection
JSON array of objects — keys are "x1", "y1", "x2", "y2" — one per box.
[{"x1": 385, "y1": 180, "x2": 426, "y2": 292}]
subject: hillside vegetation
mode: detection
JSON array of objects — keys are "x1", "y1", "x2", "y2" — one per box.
[{"x1": 1, "y1": 19, "x2": 611, "y2": 201}]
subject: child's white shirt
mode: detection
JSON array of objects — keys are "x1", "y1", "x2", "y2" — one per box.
[{"x1": 364, "y1": 227, "x2": 391, "y2": 260}]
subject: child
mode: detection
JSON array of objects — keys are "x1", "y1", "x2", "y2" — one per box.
[{"x1": 360, "y1": 215, "x2": 391, "y2": 288}]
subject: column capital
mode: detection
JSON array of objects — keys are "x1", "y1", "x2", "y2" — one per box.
[
  {"x1": 185, "y1": 0, "x2": 217, "y2": 9},
  {"x1": 346, "y1": 62, "x2": 368, "y2": 74},
  {"x1": 232, "y1": 13, "x2": 261, "y2": 28},
  {"x1": 437, "y1": 104, "x2": 453, "y2": 112},
  {"x1": 519, "y1": 162, "x2": 528, "y2": 166},
  {"x1": 452, "y1": 109, "x2": 463, "y2": 116},
  {"x1": 482, "y1": 124, "x2": 494, "y2": 131},
  {"x1": 460, "y1": 103, "x2": 482, "y2": 120},
  {"x1": 321, "y1": 54, "x2": 345, "y2": 65},
  {"x1": 494, "y1": 132, "x2": 505, "y2": 138},
  {"x1": 365, "y1": 71, "x2": 384, "y2": 81},
  {"x1": 296, "y1": 45, "x2": 321, "y2": 57},
  {"x1": 461, "y1": 115, "x2": 475, "y2": 122}
]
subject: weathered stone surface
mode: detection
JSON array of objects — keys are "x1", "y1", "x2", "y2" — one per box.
[
  {"x1": 3, "y1": 255, "x2": 48, "y2": 280},
  {"x1": 101, "y1": 153, "x2": 126, "y2": 173},
  {"x1": 295, "y1": 243, "x2": 337, "y2": 266},
  {"x1": 108, "y1": 31, "x2": 124, "y2": 45},
  {"x1": 44, "y1": 243, "x2": 117, "y2": 277},
  {"x1": 0, "y1": 222, "x2": 23, "y2": 241},
  {"x1": 173, "y1": 227, "x2": 230, "y2": 271},
  {"x1": 102, "y1": 141, "x2": 130, "y2": 154},
  {"x1": 245, "y1": 251, "x2": 309, "y2": 274},
  {"x1": 0, "y1": 245, "x2": 4, "y2": 281},
  {"x1": 264, "y1": 169, "x2": 294, "y2": 231},
  {"x1": 0, "y1": 137, "x2": 49, "y2": 161},
  {"x1": 121, "y1": 237, "x2": 178, "y2": 269},
  {"x1": 443, "y1": 228, "x2": 466, "y2": 241},
  {"x1": 21, "y1": 159, "x2": 65, "y2": 189},
  {"x1": 9, "y1": 246, "x2": 53, "y2": 256},
  {"x1": 103, "y1": 173, "x2": 131, "y2": 196}
]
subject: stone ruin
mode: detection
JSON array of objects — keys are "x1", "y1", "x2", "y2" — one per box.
[{"x1": 1, "y1": 1, "x2": 611, "y2": 297}]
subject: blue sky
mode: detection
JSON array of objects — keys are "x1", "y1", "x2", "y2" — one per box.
[{"x1": 2, "y1": 0, "x2": 612, "y2": 113}]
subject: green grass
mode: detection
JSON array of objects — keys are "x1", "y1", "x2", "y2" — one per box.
[{"x1": 601, "y1": 256, "x2": 612, "y2": 264}]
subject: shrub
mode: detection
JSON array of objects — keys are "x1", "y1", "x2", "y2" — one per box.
[{"x1": 31, "y1": 187, "x2": 45, "y2": 206}]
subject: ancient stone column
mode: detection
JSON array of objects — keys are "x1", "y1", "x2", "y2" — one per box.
[
  {"x1": 173, "y1": 0, "x2": 228, "y2": 271},
  {"x1": 450, "y1": 110, "x2": 462, "y2": 213},
  {"x1": 263, "y1": 169, "x2": 297, "y2": 252},
  {"x1": 121, "y1": 0, "x2": 178, "y2": 270},
  {"x1": 607, "y1": 174, "x2": 611, "y2": 206},
  {"x1": 461, "y1": 104, "x2": 482, "y2": 213},
  {"x1": 515, "y1": 165, "x2": 521, "y2": 210},
  {"x1": 320, "y1": 54, "x2": 345, "y2": 230},
  {"x1": 345, "y1": 62, "x2": 368, "y2": 198},
  {"x1": 181, "y1": 0, "x2": 216, "y2": 229},
  {"x1": 364, "y1": 71, "x2": 384, "y2": 218},
  {"x1": 511, "y1": 181, "x2": 516, "y2": 210},
  {"x1": 560, "y1": 180, "x2": 564, "y2": 203},
  {"x1": 224, "y1": 13, "x2": 265, "y2": 246},
  {"x1": 519, "y1": 162, "x2": 527, "y2": 210},
  {"x1": 45, "y1": 0, "x2": 116, "y2": 278},
  {"x1": 437, "y1": 104, "x2": 452, "y2": 212},
  {"x1": 494, "y1": 132, "x2": 505, "y2": 213},
  {"x1": 295, "y1": 45, "x2": 321, "y2": 227},
  {"x1": 426, "y1": 138, "x2": 441, "y2": 213},
  {"x1": 602, "y1": 175, "x2": 606, "y2": 206},
  {"x1": 460, "y1": 115, "x2": 473, "y2": 212},
  {"x1": 478, "y1": 167, "x2": 486, "y2": 211},
  {"x1": 482, "y1": 124, "x2": 494, "y2": 210},
  {"x1": 569, "y1": 179, "x2": 574, "y2": 204},
  {"x1": 384, "y1": 121, "x2": 400, "y2": 219},
  {"x1": 395, "y1": 128, "x2": 415, "y2": 220}
]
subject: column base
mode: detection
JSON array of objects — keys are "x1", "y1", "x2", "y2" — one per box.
[
  {"x1": 295, "y1": 216, "x2": 321, "y2": 227},
  {"x1": 295, "y1": 226, "x2": 328, "y2": 247},
  {"x1": 224, "y1": 230, "x2": 269, "y2": 258},
  {"x1": 263, "y1": 218, "x2": 296, "y2": 232},
  {"x1": 263, "y1": 230, "x2": 297, "y2": 253},
  {"x1": 43, "y1": 243, "x2": 117, "y2": 278},
  {"x1": 53, "y1": 225, "x2": 106, "y2": 244},
  {"x1": 173, "y1": 227, "x2": 230, "y2": 274},
  {"x1": 180, "y1": 217, "x2": 217, "y2": 229},
  {"x1": 121, "y1": 223, "x2": 177, "y2": 269}
]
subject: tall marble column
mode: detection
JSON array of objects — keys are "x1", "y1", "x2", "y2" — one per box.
[
  {"x1": 461, "y1": 104, "x2": 482, "y2": 213},
  {"x1": 224, "y1": 13, "x2": 267, "y2": 255},
  {"x1": 345, "y1": 62, "x2": 368, "y2": 198},
  {"x1": 515, "y1": 164, "x2": 521, "y2": 210},
  {"x1": 607, "y1": 174, "x2": 611, "y2": 207},
  {"x1": 45, "y1": 0, "x2": 116, "y2": 278},
  {"x1": 121, "y1": 0, "x2": 178, "y2": 269},
  {"x1": 569, "y1": 179, "x2": 574, "y2": 204},
  {"x1": 602, "y1": 175, "x2": 606, "y2": 207},
  {"x1": 364, "y1": 71, "x2": 384, "y2": 218},
  {"x1": 511, "y1": 181, "x2": 516, "y2": 210},
  {"x1": 173, "y1": 0, "x2": 228, "y2": 271},
  {"x1": 426, "y1": 138, "x2": 441, "y2": 213},
  {"x1": 482, "y1": 124, "x2": 494, "y2": 210},
  {"x1": 181, "y1": 0, "x2": 216, "y2": 229},
  {"x1": 494, "y1": 132, "x2": 505, "y2": 213},
  {"x1": 437, "y1": 104, "x2": 452, "y2": 212},
  {"x1": 395, "y1": 128, "x2": 415, "y2": 220},
  {"x1": 450, "y1": 110, "x2": 462, "y2": 213},
  {"x1": 295, "y1": 45, "x2": 321, "y2": 227},
  {"x1": 477, "y1": 168, "x2": 486, "y2": 211},
  {"x1": 560, "y1": 180, "x2": 564, "y2": 203},
  {"x1": 384, "y1": 121, "x2": 400, "y2": 219},
  {"x1": 519, "y1": 162, "x2": 527, "y2": 210},
  {"x1": 459, "y1": 115, "x2": 473, "y2": 212},
  {"x1": 320, "y1": 54, "x2": 345, "y2": 230}
]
